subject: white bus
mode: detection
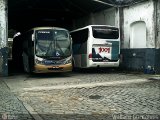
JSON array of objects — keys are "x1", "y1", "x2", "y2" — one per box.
[{"x1": 70, "y1": 25, "x2": 120, "y2": 68}]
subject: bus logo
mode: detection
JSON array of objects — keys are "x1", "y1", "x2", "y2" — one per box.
[
  {"x1": 56, "y1": 51, "x2": 60, "y2": 56},
  {"x1": 99, "y1": 47, "x2": 110, "y2": 53}
]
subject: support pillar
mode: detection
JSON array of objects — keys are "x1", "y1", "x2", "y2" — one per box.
[{"x1": 0, "y1": 0, "x2": 8, "y2": 76}]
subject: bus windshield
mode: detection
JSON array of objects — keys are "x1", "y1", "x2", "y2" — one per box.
[
  {"x1": 92, "y1": 26, "x2": 119, "y2": 39},
  {"x1": 35, "y1": 29, "x2": 71, "y2": 58}
]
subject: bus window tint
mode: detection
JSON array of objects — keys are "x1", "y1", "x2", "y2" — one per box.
[
  {"x1": 35, "y1": 30, "x2": 53, "y2": 57},
  {"x1": 35, "y1": 29, "x2": 71, "y2": 57},
  {"x1": 71, "y1": 29, "x2": 88, "y2": 44},
  {"x1": 55, "y1": 30, "x2": 71, "y2": 57},
  {"x1": 55, "y1": 30, "x2": 68, "y2": 40},
  {"x1": 71, "y1": 28, "x2": 88, "y2": 54},
  {"x1": 92, "y1": 26, "x2": 119, "y2": 39}
]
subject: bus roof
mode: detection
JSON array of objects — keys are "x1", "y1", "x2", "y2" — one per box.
[
  {"x1": 29, "y1": 27, "x2": 68, "y2": 31},
  {"x1": 70, "y1": 25, "x2": 118, "y2": 33}
]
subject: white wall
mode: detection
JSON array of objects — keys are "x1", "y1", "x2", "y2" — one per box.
[
  {"x1": 0, "y1": 0, "x2": 8, "y2": 75},
  {"x1": 0, "y1": 0, "x2": 7, "y2": 49},
  {"x1": 122, "y1": 0, "x2": 155, "y2": 49},
  {"x1": 130, "y1": 21, "x2": 147, "y2": 48}
]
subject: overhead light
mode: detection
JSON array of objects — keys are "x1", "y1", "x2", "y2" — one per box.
[{"x1": 13, "y1": 32, "x2": 21, "y2": 38}]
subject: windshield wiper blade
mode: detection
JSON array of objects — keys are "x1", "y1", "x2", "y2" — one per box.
[{"x1": 45, "y1": 40, "x2": 54, "y2": 56}]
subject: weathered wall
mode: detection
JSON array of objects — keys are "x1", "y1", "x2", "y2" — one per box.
[
  {"x1": 72, "y1": 7, "x2": 118, "y2": 29},
  {"x1": 93, "y1": 8, "x2": 118, "y2": 26},
  {"x1": 122, "y1": 0, "x2": 155, "y2": 49},
  {"x1": 0, "y1": 0, "x2": 8, "y2": 76},
  {"x1": 120, "y1": 0, "x2": 159, "y2": 73}
]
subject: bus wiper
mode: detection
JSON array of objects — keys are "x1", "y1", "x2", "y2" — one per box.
[
  {"x1": 45, "y1": 40, "x2": 54, "y2": 56},
  {"x1": 55, "y1": 40, "x2": 65, "y2": 56}
]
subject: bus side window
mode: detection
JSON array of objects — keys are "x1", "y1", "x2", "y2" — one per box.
[{"x1": 71, "y1": 29, "x2": 88, "y2": 54}]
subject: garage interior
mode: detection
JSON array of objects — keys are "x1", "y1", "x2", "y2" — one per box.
[
  {"x1": 7, "y1": 0, "x2": 143, "y2": 75},
  {"x1": 8, "y1": 0, "x2": 113, "y2": 74},
  {"x1": 8, "y1": 0, "x2": 113, "y2": 32}
]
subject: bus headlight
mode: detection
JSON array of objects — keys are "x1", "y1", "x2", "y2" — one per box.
[
  {"x1": 35, "y1": 59, "x2": 43, "y2": 64},
  {"x1": 64, "y1": 58, "x2": 72, "y2": 64}
]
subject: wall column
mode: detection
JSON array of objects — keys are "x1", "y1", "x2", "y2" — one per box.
[{"x1": 0, "y1": 0, "x2": 8, "y2": 76}]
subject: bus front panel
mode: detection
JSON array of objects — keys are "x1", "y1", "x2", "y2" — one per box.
[{"x1": 34, "y1": 28, "x2": 72, "y2": 73}]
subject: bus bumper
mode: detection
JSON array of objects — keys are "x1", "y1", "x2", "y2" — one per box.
[
  {"x1": 34, "y1": 63, "x2": 72, "y2": 73},
  {"x1": 88, "y1": 60, "x2": 120, "y2": 68}
]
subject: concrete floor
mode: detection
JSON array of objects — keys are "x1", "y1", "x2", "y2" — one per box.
[{"x1": 1, "y1": 70, "x2": 160, "y2": 120}]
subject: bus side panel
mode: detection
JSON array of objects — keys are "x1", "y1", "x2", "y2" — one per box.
[
  {"x1": 73, "y1": 44, "x2": 81, "y2": 68},
  {"x1": 22, "y1": 30, "x2": 34, "y2": 73},
  {"x1": 27, "y1": 31, "x2": 34, "y2": 72},
  {"x1": 22, "y1": 52, "x2": 30, "y2": 73},
  {"x1": 12, "y1": 36, "x2": 24, "y2": 71},
  {"x1": 79, "y1": 39, "x2": 87, "y2": 68},
  {"x1": 73, "y1": 55, "x2": 81, "y2": 68},
  {"x1": 87, "y1": 37, "x2": 93, "y2": 67},
  {"x1": 81, "y1": 54, "x2": 87, "y2": 68},
  {"x1": 71, "y1": 28, "x2": 88, "y2": 68}
]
